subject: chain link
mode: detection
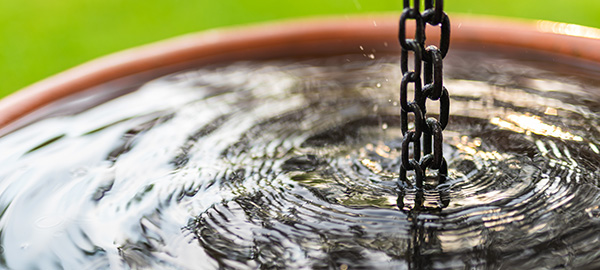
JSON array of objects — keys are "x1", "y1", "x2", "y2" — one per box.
[{"x1": 399, "y1": 0, "x2": 450, "y2": 192}]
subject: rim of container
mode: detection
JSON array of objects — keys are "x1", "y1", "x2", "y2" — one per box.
[{"x1": 1, "y1": 13, "x2": 599, "y2": 131}]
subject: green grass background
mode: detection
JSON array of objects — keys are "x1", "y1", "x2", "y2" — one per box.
[{"x1": 0, "y1": 0, "x2": 599, "y2": 98}]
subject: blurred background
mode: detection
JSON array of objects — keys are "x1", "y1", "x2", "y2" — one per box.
[{"x1": 0, "y1": 0, "x2": 598, "y2": 98}]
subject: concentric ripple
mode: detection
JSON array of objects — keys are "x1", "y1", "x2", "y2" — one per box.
[{"x1": 1, "y1": 50, "x2": 600, "y2": 269}]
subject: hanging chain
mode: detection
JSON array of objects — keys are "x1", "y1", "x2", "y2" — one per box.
[{"x1": 399, "y1": 0, "x2": 450, "y2": 190}]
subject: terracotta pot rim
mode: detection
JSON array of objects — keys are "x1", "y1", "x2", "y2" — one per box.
[{"x1": 1, "y1": 13, "x2": 599, "y2": 133}]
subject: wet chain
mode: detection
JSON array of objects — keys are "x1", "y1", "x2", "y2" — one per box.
[{"x1": 399, "y1": 0, "x2": 450, "y2": 189}]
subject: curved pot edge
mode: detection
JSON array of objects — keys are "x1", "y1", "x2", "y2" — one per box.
[{"x1": 0, "y1": 13, "x2": 599, "y2": 131}]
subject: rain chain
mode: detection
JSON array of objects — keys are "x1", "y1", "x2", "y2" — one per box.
[{"x1": 398, "y1": 0, "x2": 450, "y2": 192}]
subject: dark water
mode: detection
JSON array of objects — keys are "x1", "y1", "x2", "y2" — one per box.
[{"x1": 1, "y1": 49, "x2": 600, "y2": 269}]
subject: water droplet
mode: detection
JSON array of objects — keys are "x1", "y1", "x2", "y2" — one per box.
[
  {"x1": 367, "y1": 54, "x2": 375, "y2": 59},
  {"x1": 376, "y1": 83, "x2": 382, "y2": 88},
  {"x1": 359, "y1": 45, "x2": 364, "y2": 51},
  {"x1": 382, "y1": 123, "x2": 388, "y2": 130}
]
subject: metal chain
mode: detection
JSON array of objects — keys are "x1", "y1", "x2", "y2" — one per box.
[{"x1": 399, "y1": 0, "x2": 450, "y2": 190}]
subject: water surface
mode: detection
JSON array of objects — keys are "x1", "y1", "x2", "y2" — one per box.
[{"x1": 1, "y1": 50, "x2": 600, "y2": 269}]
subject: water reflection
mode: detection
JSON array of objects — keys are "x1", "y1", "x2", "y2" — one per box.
[
  {"x1": 537, "y1": 20, "x2": 600, "y2": 40},
  {"x1": 0, "y1": 50, "x2": 599, "y2": 269},
  {"x1": 491, "y1": 114, "x2": 583, "y2": 141}
]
